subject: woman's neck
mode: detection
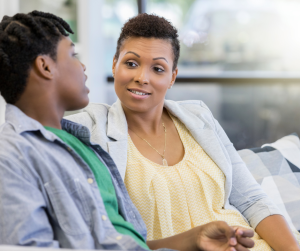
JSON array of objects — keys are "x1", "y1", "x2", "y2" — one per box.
[{"x1": 122, "y1": 103, "x2": 167, "y2": 136}]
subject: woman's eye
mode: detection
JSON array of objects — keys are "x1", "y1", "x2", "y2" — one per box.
[
  {"x1": 126, "y1": 61, "x2": 137, "y2": 67},
  {"x1": 154, "y1": 67, "x2": 164, "y2": 72}
]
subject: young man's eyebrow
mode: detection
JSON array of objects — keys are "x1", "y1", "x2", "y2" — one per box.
[
  {"x1": 125, "y1": 51, "x2": 140, "y2": 58},
  {"x1": 153, "y1": 57, "x2": 168, "y2": 63}
]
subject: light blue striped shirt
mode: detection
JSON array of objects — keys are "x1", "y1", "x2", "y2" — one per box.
[{"x1": 0, "y1": 104, "x2": 173, "y2": 251}]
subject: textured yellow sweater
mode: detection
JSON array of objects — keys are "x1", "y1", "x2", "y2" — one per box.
[{"x1": 125, "y1": 115, "x2": 300, "y2": 250}]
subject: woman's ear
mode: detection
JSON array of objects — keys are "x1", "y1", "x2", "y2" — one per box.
[
  {"x1": 33, "y1": 55, "x2": 55, "y2": 80},
  {"x1": 112, "y1": 56, "x2": 117, "y2": 77},
  {"x1": 170, "y1": 67, "x2": 178, "y2": 87}
]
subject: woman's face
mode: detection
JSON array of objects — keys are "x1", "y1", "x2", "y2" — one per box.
[{"x1": 112, "y1": 37, "x2": 178, "y2": 113}]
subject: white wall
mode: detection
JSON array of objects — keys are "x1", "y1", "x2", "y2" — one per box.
[
  {"x1": 77, "y1": 0, "x2": 106, "y2": 103},
  {"x1": 0, "y1": 0, "x2": 19, "y2": 18}
]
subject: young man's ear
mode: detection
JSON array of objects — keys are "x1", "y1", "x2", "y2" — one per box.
[{"x1": 33, "y1": 55, "x2": 56, "y2": 80}]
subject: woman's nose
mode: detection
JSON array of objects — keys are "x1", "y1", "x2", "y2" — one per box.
[{"x1": 134, "y1": 67, "x2": 149, "y2": 85}]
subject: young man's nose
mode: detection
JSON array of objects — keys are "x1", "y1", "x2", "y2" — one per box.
[{"x1": 81, "y1": 62, "x2": 86, "y2": 71}]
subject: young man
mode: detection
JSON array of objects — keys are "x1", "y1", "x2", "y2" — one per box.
[{"x1": 0, "y1": 11, "x2": 254, "y2": 251}]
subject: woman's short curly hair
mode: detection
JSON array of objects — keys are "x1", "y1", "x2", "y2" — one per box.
[{"x1": 115, "y1": 13, "x2": 180, "y2": 71}]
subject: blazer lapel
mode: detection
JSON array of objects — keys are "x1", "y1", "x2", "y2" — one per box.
[
  {"x1": 106, "y1": 100, "x2": 129, "y2": 180},
  {"x1": 107, "y1": 141, "x2": 128, "y2": 181}
]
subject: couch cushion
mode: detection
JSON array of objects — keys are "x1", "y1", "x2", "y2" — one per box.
[{"x1": 238, "y1": 133, "x2": 300, "y2": 232}]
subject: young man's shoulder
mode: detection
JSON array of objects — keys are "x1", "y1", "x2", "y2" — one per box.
[
  {"x1": 0, "y1": 122, "x2": 28, "y2": 149},
  {"x1": 0, "y1": 121, "x2": 55, "y2": 170},
  {"x1": 0, "y1": 123, "x2": 37, "y2": 178}
]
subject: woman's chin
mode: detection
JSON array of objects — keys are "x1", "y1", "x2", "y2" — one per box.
[{"x1": 121, "y1": 101, "x2": 153, "y2": 113}]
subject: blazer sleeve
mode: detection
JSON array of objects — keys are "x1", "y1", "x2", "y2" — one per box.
[{"x1": 199, "y1": 101, "x2": 283, "y2": 229}]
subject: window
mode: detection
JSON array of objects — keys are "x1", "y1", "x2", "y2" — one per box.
[{"x1": 104, "y1": 0, "x2": 300, "y2": 149}]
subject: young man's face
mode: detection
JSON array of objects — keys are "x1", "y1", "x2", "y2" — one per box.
[{"x1": 54, "y1": 36, "x2": 89, "y2": 111}]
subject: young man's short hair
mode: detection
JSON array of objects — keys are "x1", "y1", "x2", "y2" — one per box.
[{"x1": 0, "y1": 11, "x2": 73, "y2": 104}]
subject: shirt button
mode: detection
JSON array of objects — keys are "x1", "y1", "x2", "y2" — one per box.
[
  {"x1": 130, "y1": 211, "x2": 136, "y2": 218},
  {"x1": 116, "y1": 235, "x2": 122, "y2": 240},
  {"x1": 102, "y1": 215, "x2": 107, "y2": 221},
  {"x1": 87, "y1": 178, "x2": 94, "y2": 184},
  {"x1": 67, "y1": 147, "x2": 72, "y2": 152}
]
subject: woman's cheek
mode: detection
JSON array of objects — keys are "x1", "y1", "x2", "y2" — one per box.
[
  {"x1": 118, "y1": 69, "x2": 133, "y2": 86},
  {"x1": 156, "y1": 78, "x2": 170, "y2": 93}
]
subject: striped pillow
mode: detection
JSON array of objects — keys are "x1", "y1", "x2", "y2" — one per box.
[{"x1": 238, "y1": 133, "x2": 300, "y2": 232}]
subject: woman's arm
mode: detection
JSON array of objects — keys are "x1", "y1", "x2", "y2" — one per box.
[
  {"x1": 199, "y1": 101, "x2": 282, "y2": 228},
  {"x1": 147, "y1": 221, "x2": 254, "y2": 251},
  {"x1": 199, "y1": 102, "x2": 299, "y2": 250},
  {"x1": 255, "y1": 215, "x2": 300, "y2": 251}
]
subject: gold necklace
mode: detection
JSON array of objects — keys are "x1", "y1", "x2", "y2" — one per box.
[{"x1": 129, "y1": 122, "x2": 168, "y2": 166}]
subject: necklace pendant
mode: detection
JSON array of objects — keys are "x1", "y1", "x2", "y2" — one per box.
[{"x1": 162, "y1": 158, "x2": 168, "y2": 167}]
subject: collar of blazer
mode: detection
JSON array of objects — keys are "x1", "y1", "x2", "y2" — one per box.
[
  {"x1": 106, "y1": 99, "x2": 206, "y2": 142},
  {"x1": 107, "y1": 99, "x2": 128, "y2": 141}
]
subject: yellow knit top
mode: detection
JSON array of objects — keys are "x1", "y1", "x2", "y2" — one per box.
[{"x1": 125, "y1": 114, "x2": 300, "y2": 250}]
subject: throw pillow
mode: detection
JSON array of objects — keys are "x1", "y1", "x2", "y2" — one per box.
[{"x1": 238, "y1": 133, "x2": 300, "y2": 232}]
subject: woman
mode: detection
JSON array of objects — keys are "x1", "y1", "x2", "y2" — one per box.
[{"x1": 69, "y1": 14, "x2": 300, "y2": 250}]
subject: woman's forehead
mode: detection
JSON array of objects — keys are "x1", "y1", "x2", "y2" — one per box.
[{"x1": 120, "y1": 37, "x2": 173, "y2": 57}]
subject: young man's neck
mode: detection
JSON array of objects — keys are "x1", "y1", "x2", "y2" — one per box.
[{"x1": 15, "y1": 94, "x2": 65, "y2": 130}]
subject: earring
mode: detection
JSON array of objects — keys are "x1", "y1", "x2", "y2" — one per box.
[
  {"x1": 112, "y1": 73, "x2": 115, "y2": 78},
  {"x1": 169, "y1": 85, "x2": 173, "y2": 89}
]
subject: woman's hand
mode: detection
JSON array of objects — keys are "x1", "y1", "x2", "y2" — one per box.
[
  {"x1": 147, "y1": 221, "x2": 255, "y2": 251},
  {"x1": 196, "y1": 222, "x2": 255, "y2": 251}
]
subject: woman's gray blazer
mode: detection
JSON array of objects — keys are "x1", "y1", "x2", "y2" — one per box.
[{"x1": 67, "y1": 99, "x2": 282, "y2": 229}]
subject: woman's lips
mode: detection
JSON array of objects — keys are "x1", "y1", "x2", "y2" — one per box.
[{"x1": 127, "y1": 89, "x2": 151, "y2": 100}]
